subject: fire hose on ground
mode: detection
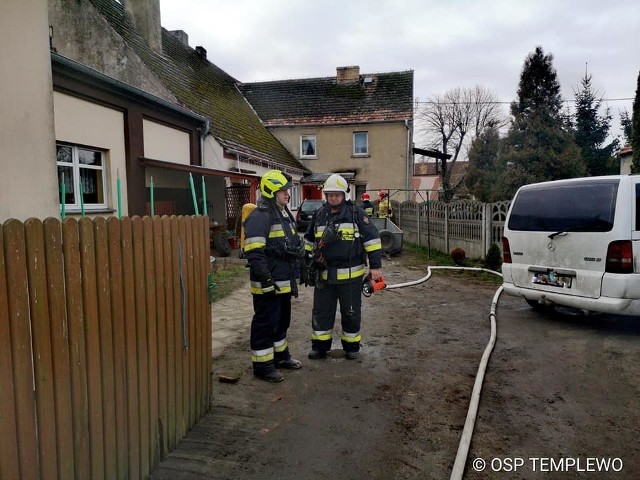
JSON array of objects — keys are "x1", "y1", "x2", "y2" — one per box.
[{"x1": 377, "y1": 266, "x2": 504, "y2": 480}]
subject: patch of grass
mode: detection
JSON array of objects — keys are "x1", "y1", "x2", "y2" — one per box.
[
  {"x1": 400, "y1": 243, "x2": 503, "y2": 284},
  {"x1": 210, "y1": 265, "x2": 248, "y2": 303}
]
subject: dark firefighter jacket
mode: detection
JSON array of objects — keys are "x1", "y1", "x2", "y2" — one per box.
[
  {"x1": 362, "y1": 200, "x2": 375, "y2": 217},
  {"x1": 303, "y1": 200, "x2": 382, "y2": 283},
  {"x1": 244, "y1": 199, "x2": 300, "y2": 295}
]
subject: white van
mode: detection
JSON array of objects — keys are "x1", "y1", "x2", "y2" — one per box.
[{"x1": 501, "y1": 175, "x2": 640, "y2": 316}]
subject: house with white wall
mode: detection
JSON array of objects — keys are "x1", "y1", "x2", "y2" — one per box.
[
  {"x1": 1, "y1": 0, "x2": 58, "y2": 221},
  {"x1": 47, "y1": 0, "x2": 308, "y2": 231},
  {"x1": 52, "y1": 53, "x2": 208, "y2": 218}
]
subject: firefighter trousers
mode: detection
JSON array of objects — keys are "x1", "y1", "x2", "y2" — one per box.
[
  {"x1": 250, "y1": 293, "x2": 292, "y2": 374},
  {"x1": 311, "y1": 280, "x2": 362, "y2": 353}
]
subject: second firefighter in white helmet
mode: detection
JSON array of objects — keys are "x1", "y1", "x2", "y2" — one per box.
[{"x1": 302, "y1": 173, "x2": 383, "y2": 360}]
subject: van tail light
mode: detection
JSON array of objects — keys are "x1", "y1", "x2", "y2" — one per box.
[
  {"x1": 606, "y1": 240, "x2": 634, "y2": 273},
  {"x1": 502, "y1": 236, "x2": 512, "y2": 264}
]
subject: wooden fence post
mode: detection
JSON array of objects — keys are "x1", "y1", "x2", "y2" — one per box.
[
  {"x1": 106, "y1": 217, "x2": 129, "y2": 479},
  {"x1": 0, "y1": 221, "x2": 21, "y2": 480},
  {"x1": 5, "y1": 219, "x2": 40, "y2": 480},
  {"x1": 25, "y1": 219, "x2": 58, "y2": 480}
]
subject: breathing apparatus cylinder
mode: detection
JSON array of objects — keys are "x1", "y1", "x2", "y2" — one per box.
[{"x1": 240, "y1": 203, "x2": 257, "y2": 251}]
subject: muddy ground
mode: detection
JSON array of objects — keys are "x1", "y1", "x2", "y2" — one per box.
[{"x1": 151, "y1": 250, "x2": 640, "y2": 479}]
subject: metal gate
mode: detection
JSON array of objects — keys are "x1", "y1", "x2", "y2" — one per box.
[{"x1": 225, "y1": 185, "x2": 250, "y2": 234}]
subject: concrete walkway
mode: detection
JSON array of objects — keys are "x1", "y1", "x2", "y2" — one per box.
[
  {"x1": 209, "y1": 251, "x2": 314, "y2": 366},
  {"x1": 210, "y1": 278, "x2": 252, "y2": 360},
  {"x1": 209, "y1": 253, "x2": 252, "y2": 360}
]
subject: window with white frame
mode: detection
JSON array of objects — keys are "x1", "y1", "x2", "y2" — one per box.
[
  {"x1": 353, "y1": 131, "x2": 368, "y2": 155},
  {"x1": 56, "y1": 143, "x2": 107, "y2": 209},
  {"x1": 300, "y1": 134, "x2": 317, "y2": 158},
  {"x1": 290, "y1": 183, "x2": 302, "y2": 210}
]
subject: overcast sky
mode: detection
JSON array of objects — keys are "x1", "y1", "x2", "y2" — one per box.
[{"x1": 159, "y1": 0, "x2": 639, "y2": 142}]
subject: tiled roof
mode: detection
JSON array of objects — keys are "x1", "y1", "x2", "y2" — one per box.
[
  {"x1": 239, "y1": 71, "x2": 414, "y2": 127},
  {"x1": 89, "y1": 0, "x2": 305, "y2": 172},
  {"x1": 618, "y1": 145, "x2": 633, "y2": 156}
]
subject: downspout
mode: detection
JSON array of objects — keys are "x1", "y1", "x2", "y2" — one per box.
[
  {"x1": 199, "y1": 119, "x2": 210, "y2": 166},
  {"x1": 405, "y1": 119, "x2": 412, "y2": 202},
  {"x1": 199, "y1": 121, "x2": 210, "y2": 217}
]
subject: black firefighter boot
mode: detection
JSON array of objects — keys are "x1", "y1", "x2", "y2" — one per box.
[
  {"x1": 275, "y1": 357, "x2": 302, "y2": 369},
  {"x1": 254, "y1": 363, "x2": 284, "y2": 383},
  {"x1": 308, "y1": 349, "x2": 328, "y2": 360}
]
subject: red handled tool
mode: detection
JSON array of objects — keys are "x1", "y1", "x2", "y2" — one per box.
[{"x1": 362, "y1": 273, "x2": 386, "y2": 298}]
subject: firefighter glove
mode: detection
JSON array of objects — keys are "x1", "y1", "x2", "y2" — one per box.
[
  {"x1": 300, "y1": 264, "x2": 312, "y2": 287},
  {"x1": 256, "y1": 272, "x2": 280, "y2": 293}
]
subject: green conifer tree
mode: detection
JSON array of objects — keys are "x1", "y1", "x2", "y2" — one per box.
[
  {"x1": 632, "y1": 69, "x2": 640, "y2": 173},
  {"x1": 499, "y1": 47, "x2": 586, "y2": 199},
  {"x1": 573, "y1": 71, "x2": 618, "y2": 176},
  {"x1": 465, "y1": 127, "x2": 502, "y2": 201}
]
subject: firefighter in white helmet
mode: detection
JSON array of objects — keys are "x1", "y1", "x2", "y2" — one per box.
[
  {"x1": 243, "y1": 170, "x2": 304, "y2": 382},
  {"x1": 302, "y1": 173, "x2": 382, "y2": 360}
]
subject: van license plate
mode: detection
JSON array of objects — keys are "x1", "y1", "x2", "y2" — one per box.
[{"x1": 532, "y1": 271, "x2": 572, "y2": 288}]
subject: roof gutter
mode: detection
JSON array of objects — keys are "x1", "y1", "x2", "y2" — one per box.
[
  {"x1": 140, "y1": 157, "x2": 259, "y2": 181},
  {"x1": 264, "y1": 118, "x2": 411, "y2": 128}
]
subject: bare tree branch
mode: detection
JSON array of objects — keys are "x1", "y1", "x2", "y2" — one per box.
[{"x1": 415, "y1": 85, "x2": 505, "y2": 201}]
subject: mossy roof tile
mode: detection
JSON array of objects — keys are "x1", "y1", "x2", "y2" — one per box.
[
  {"x1": 90, "y1": 0, "x2": 304, "y2": 171},
  {"x1": 238, "y1": 71, "x2": 414, "y2": 127}
]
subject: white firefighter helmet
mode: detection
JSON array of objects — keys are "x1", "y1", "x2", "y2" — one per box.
[{"x1": 323, "y1": 173, "x2": 350, "y2": 196}]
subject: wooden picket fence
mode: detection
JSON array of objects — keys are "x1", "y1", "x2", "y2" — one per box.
[{"x1": 0, "y1": 215, "x2": 211, "y2": 480}]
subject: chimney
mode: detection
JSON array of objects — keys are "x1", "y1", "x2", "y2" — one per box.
[
  {"x1": 169, "y1": 29, "x2": 189, "y2": 46},
  {"x1": 125, "y1": 0, "x2": 162, "y2": 53},
  {"x1": 195, "y1": 46, "x2": 207, "y2": 59},
  {"x1": 336, "y1": 66, "x2": 360, "y2": 84}
]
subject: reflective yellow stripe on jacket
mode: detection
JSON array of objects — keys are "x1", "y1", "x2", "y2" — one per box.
[
  {"x1": 304, "y1": 238, "x2": 314, "y2": 252},
  {"x1": 250, "y1": 279, "x2": 292, "y2": 295},
  {"x1": 244, "y1": 235, "x2": 266, "y2": 252},
  {"x1": 336, "y1": 264, "x2": 366, "y2": 280},
  {"x1": 268, "y1": 224, "x2": 285, "y2": 238},
  {"x1": 363, "y1": 238, "x2": 382, "y2": 253}
]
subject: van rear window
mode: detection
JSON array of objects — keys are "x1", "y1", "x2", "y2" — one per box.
[{"x1": 508, "y1": 180, "x2": 619, "y2": 232}]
